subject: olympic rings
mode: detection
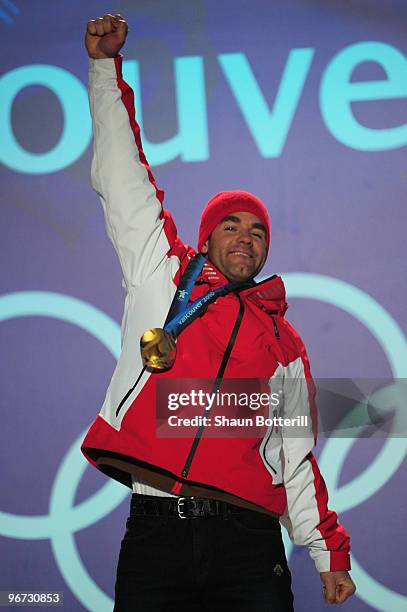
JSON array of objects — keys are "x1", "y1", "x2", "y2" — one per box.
[
  {"x1": 1, "y1": 277, "x2": 406, "y2": 611},
  {"x1": 0, "y1": 292, "x2": 127, "y2": 610},
  {"x1": 282, "y1": 274, "x2": 407, "y2": 611}
]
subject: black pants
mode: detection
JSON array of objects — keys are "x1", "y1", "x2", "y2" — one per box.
[{"x1": 114, "y1": 495, "x2": 294, "y2": 611}]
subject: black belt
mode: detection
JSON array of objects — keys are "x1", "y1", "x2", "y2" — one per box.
[{"x1": 130, "y1": 494, "x2": 277, "y2": 521}]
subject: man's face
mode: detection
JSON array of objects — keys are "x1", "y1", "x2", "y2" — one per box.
[{"x1": 200, "y1": 211, "x2": 268, "y2": 282}]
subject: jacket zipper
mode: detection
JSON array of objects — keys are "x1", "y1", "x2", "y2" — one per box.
[
  {"x1": 271, "y1": 315, "x2": 280, "y2": 339},
  {"x1": 115, "y1": 365, "x2": 147, "y2": 417},
  {"x1": 181, "y1": 295, "x2": 245, "y2": 478},
  {"x1": 261, "y1": 428, "x2": 278, "y2": 475}
]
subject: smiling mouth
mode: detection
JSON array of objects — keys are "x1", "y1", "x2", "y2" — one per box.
[{"x1": 229, "y1": 251, "x2": 252, "y2": 259}]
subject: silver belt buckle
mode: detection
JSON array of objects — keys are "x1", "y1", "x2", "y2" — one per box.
[{"x1": 177, "y1": 496, "x2": 196, "y2": 519}]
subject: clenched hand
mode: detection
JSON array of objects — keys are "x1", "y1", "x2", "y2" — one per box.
[
  {"x1": 85, "y1": 14, "x2": 128, "y2": 59},
  {"x1": 320, "y1": 570, "x2": 356, "y2": 605}
]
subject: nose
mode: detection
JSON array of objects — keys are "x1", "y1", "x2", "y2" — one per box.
[{"x1": 238, "y1": 228, "x2": 253, "y2": 245}]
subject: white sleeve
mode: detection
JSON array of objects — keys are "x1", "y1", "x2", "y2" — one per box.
[
  {"x1": 278, "y1": 346, "x2": 351, "y2": 573},
  {"x1": 280, "y1": 451, "x2": 351, "y2": 573},
  {"x1": 88, "y1": 56, "x2": 182, "y2": 288}
]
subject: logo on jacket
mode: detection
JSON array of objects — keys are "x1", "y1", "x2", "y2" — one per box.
[{"x1": 273, "y1": 564, "x2": 284, "y2": 576}]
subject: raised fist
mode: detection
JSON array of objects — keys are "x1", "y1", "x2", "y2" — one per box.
[{"x1": 85, "y1": 14, "x2": 128, "y2": 59}]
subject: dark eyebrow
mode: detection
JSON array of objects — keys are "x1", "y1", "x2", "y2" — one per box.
[{"x1": 220, "y1": 215, "x2": 267, "y2": 234}]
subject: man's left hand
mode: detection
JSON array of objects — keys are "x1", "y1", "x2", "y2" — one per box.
[{"x1": 320, "y1": 570, "x2": 356, "y2": 605}]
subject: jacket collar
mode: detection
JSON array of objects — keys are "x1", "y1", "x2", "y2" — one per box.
[{"x1": 196, "y1": 259, "x2": 288, "y2": 317}]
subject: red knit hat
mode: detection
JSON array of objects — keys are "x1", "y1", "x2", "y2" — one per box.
[{"x1": 197, "y1": 190, "x2": 271, "y2": 253}]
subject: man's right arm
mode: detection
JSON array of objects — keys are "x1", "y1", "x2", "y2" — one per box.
[{"x1": 86, "y1": 14, "x2": 182, "y2": 288}]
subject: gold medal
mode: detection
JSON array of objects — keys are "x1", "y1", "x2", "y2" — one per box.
[{"x1": 140, "y1": 328, "x2": 177, "y2": 370}]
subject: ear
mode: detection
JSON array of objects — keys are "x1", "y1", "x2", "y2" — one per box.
[{"x1": 200, "y1": 240, "x2": 209, "y2": 255}]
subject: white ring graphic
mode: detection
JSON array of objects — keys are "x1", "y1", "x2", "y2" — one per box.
[{"x1": 1, "y1": 277, "x2": 406, "y2": 611}]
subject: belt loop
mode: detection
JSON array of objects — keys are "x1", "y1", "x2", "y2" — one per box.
[
  {"x1": 161, "y1": 497, "x2": 169, "y2": 523},
  {"x1": 221, "y1": 500, "x2": 228, "y2": 520},
  {"x1": 130, "y1": 493, "x2": 139, "y2": 517}
]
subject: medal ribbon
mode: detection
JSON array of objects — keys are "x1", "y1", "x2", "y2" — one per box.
[
  {"x1": 164, "y1": 254, "x2": 254, "y2": 338},
  {"x1": 164, "y1": 254, "x2": 206, "y2": 325}
]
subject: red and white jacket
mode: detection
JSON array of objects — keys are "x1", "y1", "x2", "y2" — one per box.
[{"x1": 81, "y1": 56, "x2": 351, "y2": 573}]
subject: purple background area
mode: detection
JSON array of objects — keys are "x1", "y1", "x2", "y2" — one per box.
[{"x1": 1, "y1": 1, "x2": 406, "y2": 610}]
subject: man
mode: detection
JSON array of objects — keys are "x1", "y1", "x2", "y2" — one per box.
[{"x1": 82, "y1": 13, "x2": 356, "y2": 611}]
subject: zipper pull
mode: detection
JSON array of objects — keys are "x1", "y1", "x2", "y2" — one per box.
[{"x1": 271, "y1": 315, "x2": 280, "y2": 340}]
